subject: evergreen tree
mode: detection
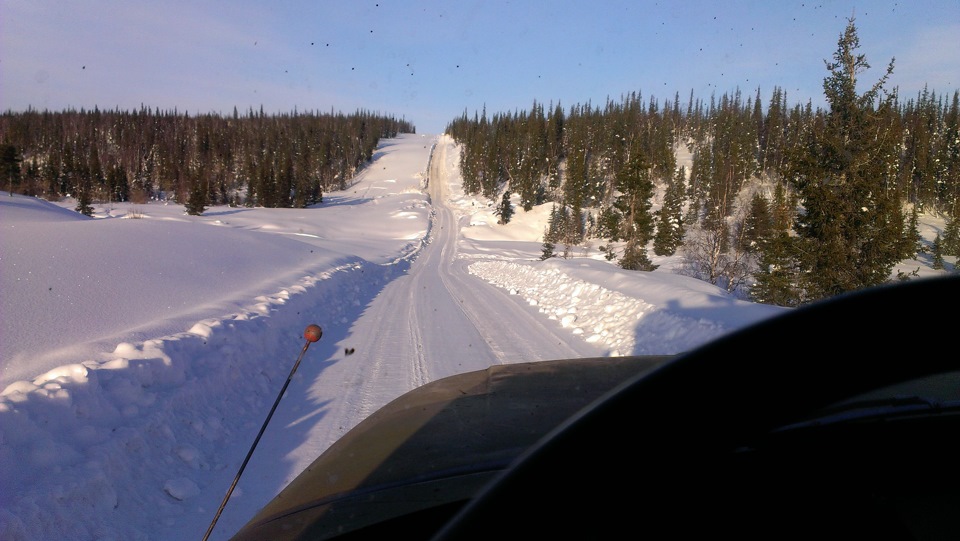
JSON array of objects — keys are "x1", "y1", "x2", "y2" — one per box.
[
  {"x1": 739, "y1": 192, "x2": 772, "y2": 254},
  {"x1": 106, "y1": 164, "x2": 130, "y2": 202},
  {"x1": 613, "y1": 140, "x2": 657, "y2": 271},
  {"x1": 547, "y1": 203, "x2": 562, "y2": 240},
  {"x1": 760, "y1": 87, "x2": 788, "y2": 176},
  {"x1": 931, "y1": 233, "x2": 945, "y2": 270},
  {"x1": 75, "y1": 175, "x2": 94, "y2": 216},
  {"x1": 751, "y1": 183, "x2": 802, "y2": 306},
  {"x1": 942, "y1": 211, "x2": 960, "y2": 256},
  {"x1": 540, "y1": 236, "x2": 556, "y2": 260},
  {"x1": 87, "y1": 142, "x2": 105, "y2": 201},
  {"x1": 901, "y1": 205, "x2": 923, "y2": 258},
  {"x1": 540, "y1": 204, "x2": 562, "y2": 259},
  {"x1": 185, "y1": 178, "x2": 207, "y2": 215},
  {"x1": 653, "y1": 166, "x2": 686, "y2": 256},
  {"x1": 619, "y1": 238, "x2": 658, "y2": 271},
  {"x1": 788, "y1": 17, "x2": 903, "y2": 301},
  {"x1": 495, "y1": 189, "x2": 514, "y2": 224},
  {"x1": 751, "y1": 229, "x2": 800, "y2": 306},
  {"x1": 940, "y1": 92, "x2": 960, "y2": 216},
  {"x1": 1, "y1": 144, "x2": 21, "y2": 195},
  {"x1": 596, "y1": 205, "x2": 621, "y2": 241},
  {"x1": 22, "y1": 157, "x2": 40, "y2": 196}
]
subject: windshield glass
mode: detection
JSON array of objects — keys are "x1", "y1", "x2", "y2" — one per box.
[{"x1": 1, "y1": 2, "x2": 957, "y2": 540}]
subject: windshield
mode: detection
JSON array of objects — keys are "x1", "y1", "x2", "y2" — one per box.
[{"x1": 1, "y1": 2, "x2": 957, "y2": 540}]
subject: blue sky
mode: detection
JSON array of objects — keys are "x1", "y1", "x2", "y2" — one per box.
[{"x1": 2, "y1": 1, "x2": 958, "y2": 134}]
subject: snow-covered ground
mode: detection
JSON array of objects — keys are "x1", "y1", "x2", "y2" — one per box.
[{"x1": 0, "y1": 133, "x2": 952, "y2": 540}]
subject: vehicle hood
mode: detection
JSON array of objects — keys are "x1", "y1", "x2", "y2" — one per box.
[{"x1": 230, "y1": 355, "x2": 670, "y2": 540}]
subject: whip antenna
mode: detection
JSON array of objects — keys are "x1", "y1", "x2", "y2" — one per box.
[{"x1": 202, "y1": 324, "x2": 323, "y2": 541}]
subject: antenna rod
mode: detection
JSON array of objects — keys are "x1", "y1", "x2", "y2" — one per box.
[{"x1": 202, "y1": 324, "x2": 323, "y2": 541}]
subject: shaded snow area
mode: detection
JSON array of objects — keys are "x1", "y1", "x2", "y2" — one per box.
[
  {"x1": 0, "y1": 134, "x2": 951, "y2": 541},
  {"x1": 0, "y1": 237, "x2": 415, "y2": 540}
]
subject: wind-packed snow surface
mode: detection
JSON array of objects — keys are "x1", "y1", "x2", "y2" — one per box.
[{"x1": 0, "y1": 134, "x2": 949, "y2": 540}]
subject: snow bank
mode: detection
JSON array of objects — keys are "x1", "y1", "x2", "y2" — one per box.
[{"x1": 469, "y1": 260, "x2": 730, "y2": 356}]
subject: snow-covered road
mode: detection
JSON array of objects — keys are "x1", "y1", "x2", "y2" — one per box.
[{"x1": 200, "y1": 135, "x2": 609, "y2": 539}]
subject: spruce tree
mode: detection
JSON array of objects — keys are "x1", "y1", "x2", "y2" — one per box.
[
  {"x1": 932, "y1": 233, "x2": 945, "y2": 270},
  {"x1": 75, "y1": 177, "x2": 94, "y2": 216},
  {"x1": 751, "y1": 229, "x2": 800, "y2": 306},
  {"x1": 186, "y1": 179, "x2": 207, "y2": 216},
  {"x1": 619, "y1": 238, "x2": 658, "y2": 271},
  {"x1": 788, "y1": 17, "x2": 903, "y2": 301},
  {"x1": 943, "y1": 212, "x2": 960, "y2": 256},
  {"x1": 613, "y1": 140, "x2": 657, "y2": 270},
  {"x1": 751, "y1": 184, "x2": 801, "y2": 306},
  {"x1": 495, "y1": 190, "x2": 514, "y2": 224},
  {"x1": 540, "y1": 204, "x2": 561, "y2": 259},
  {"x1": 653, "y1": 166, "x2": 686, "y2": 256},
  {"x1": 540, "y1": 236, "x2": 556, "y2": 260},
  {"x1": 596, "y1": 205, "x2": 621, "y2": 241},
  {"x1": 87, "y1": 143, "x2": 105, "y2": 201},
  {"x1": 107, "y1": 164, "x2": 129, "y2": 202},
  {"x1": 739, "y1": 192, "x2": 772, "y2": 254},
  {"x1": 72, "y1": 146, "x2": 95, "y2": 217},
  {"x1": 1, "y1": 144, "x2": 21, "y2": 195},
  {"x1": 901, "y1": 205, "x2": 923, "y2": 258}
]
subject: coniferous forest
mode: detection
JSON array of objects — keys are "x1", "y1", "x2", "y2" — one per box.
[
  {"x1": 2, "y1": 19, "x2": 958, "y2": 306},
  {"x1": 445, "y1": 19, "x2": 960, "y2": 305},
  {"x1": 0, "y1": 107, "x2": 413, "y2": 214}
]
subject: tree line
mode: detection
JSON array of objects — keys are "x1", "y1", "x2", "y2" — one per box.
[
  {"x1": 445, "y1": 18, "x2": 960, "y2": 306},
  {"x1": 0, "y1": 106, "x2": 414, "y2": 215}
]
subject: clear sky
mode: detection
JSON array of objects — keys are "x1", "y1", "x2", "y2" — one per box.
[{"x1": 2, "y1": 0, "x2": 958, "y2": 134}]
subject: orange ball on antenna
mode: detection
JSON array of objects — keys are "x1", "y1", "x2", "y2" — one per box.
[{"x1": 304, "y1": 324, "x2": 323, "y2": 343}]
